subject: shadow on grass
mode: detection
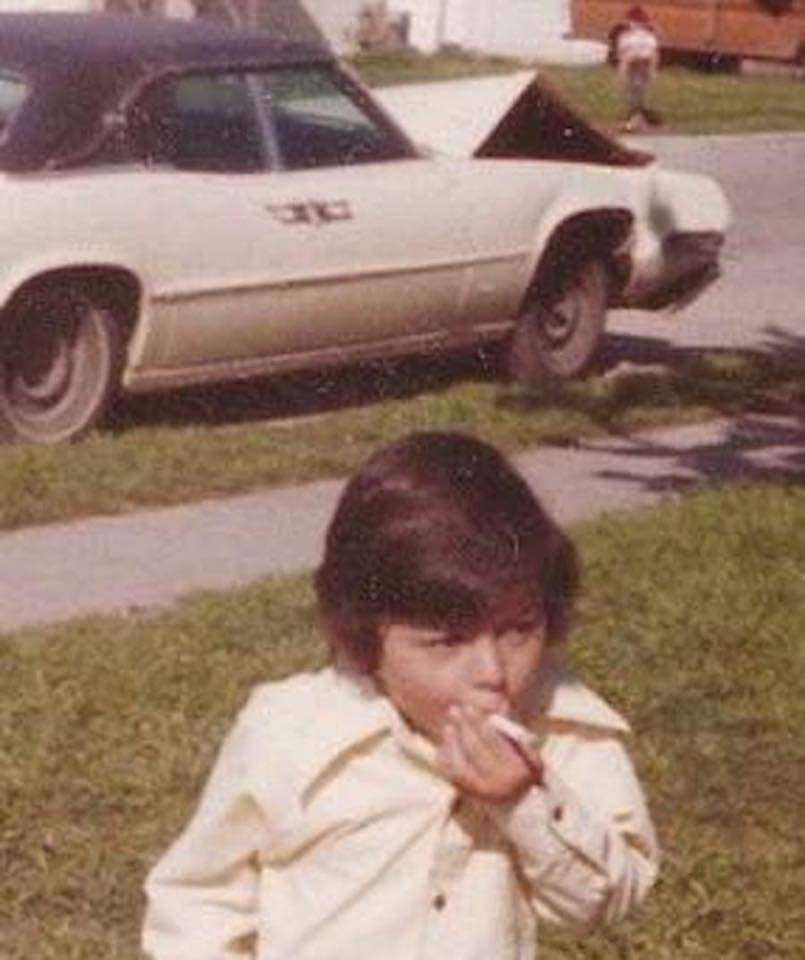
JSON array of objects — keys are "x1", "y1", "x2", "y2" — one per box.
[
  {"x1": 107, "y1": 348, "x2": 497, "y2": 434},
  {"x1": 499, "y1": 327, "x2": 805, "y2": 497},
  {"x1": 590, "y1": 415, "x2": 805, "y2": 498},
  {"x1": 500, "y1": 329, "x2": 804, "y2": 426},
  {"x1": 107, "y1": 326, "x2": 804, "y2": 462}
]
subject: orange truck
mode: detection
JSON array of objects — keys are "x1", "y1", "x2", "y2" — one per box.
[{"x1": 570, "y1": 0, "x2": 805, "y2": 63}]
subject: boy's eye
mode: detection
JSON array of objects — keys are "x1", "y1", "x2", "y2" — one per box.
[
  {"x1": 418, "y1": 630, "x2": 466, "y2": 650},
  {"x1": 430, "y1": 632, "x2": 465, "y2": 648},
  {"x1": 499, "y1": 618, "x2": 543, "y2": 642}
]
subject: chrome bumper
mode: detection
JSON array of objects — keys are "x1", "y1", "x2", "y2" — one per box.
[{"x1": 621, "y1": 231, "x2": 725, "y2": 310}]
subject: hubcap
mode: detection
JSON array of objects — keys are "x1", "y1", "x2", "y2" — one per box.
[
  {"x1": 5, "y1": 307, "x2": 79, "y2": 418},
  {"x1": 542, "y1": 289, "x2": 580, "y2": 348}
]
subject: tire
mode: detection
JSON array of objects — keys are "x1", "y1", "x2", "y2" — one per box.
[
  {"x1": 508, "y1": 258, "x2": 608, "y2": 383},
  {"x1": 0, "y1": 283, "x2": 123, "y2": 443}
]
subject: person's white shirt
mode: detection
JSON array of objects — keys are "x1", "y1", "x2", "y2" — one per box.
[
  {"x1": 617, "y1": 24, "x2": 659, "y2": 69},
  {"x1": 142, "y1": 660, "x2": 658, "y2": 960}
]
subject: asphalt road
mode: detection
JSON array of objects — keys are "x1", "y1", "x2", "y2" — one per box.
[
  {"x1": 1, "y1": 80, "x2": 803, "y2": 632},
  {"x1": 609, "y1": 130, "x2": 805, "y2": 357}
]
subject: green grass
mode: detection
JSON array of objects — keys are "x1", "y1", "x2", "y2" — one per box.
[
  {"x1": 350, "y1": 47, "x2": 525, "y2": 87},
  {"x1": 0, "y1": 349, "x2": 801, "y2": 531},
  {"x1": 540, "y1": 64, "x2": 805, "y2": 135},
  {"x1": 351, "y1": 50, "x2": 805, "y2": 135},
  {"x1": 2, "y1": 483, "x2": 803, "y2": 958}
]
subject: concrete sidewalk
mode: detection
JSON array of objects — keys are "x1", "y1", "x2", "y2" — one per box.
[{"x1": 1, "y1": 414, "x2": 802, "y2": 632}]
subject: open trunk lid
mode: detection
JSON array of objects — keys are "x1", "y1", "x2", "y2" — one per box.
[{"x1": 376, "y1": 70, "x2": 652, "y2": 167}]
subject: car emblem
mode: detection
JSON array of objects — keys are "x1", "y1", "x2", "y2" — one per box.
[{"x1": 266, "y1": 201, "x2": 353, "y2": 226}]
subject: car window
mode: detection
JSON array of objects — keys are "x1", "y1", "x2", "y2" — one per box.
[
  {"x1": 0, "y1": 72, "x2": 28, "y2": 147},
  {"x1": 256, "y1": 66, "x2": 409, "y2": 170},
  {"x1": 132, "y1": 71, "x2": 265, "y2": 173}
]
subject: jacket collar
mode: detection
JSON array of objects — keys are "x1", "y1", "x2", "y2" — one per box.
[
  {"x1": 291, "y1": 669, "x2": 398, "y2": 801},
  {"x1": 293, "y1": 660, "x2": 629, "y2": 799},
  {"x1": 530, "y1": 653, "x2": 631, "y2": 734}
]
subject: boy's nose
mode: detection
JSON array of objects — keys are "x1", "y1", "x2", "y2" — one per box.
[{"x1": 471, "y1": 633, "x2": 506, "y2": 689}]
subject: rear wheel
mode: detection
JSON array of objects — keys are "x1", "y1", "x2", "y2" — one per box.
[
  {"x1": 0, "y1": 283, "x2": 123, "y2": 443},
  {"x1": 508, "y1": 258, "x2": 608, "y2": 383}
]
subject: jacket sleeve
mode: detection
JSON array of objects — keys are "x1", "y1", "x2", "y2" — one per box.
[
  {"x1": 488, "y1": 732, "x2": 659, "y2": 931},
  {"x1": 142, "y1": 693, "x2": 272, "y2": 960}
]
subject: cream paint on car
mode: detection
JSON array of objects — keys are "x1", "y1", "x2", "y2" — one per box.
[
  {"x1": 128, "y1": 157, "x2": 551, "y2": 387},
  {"x1": 129, "y1": 160, "x2": 479, "y2": 378},
  {"x1": 0, "y1": 153, "x2": 723, "y2": 395}
]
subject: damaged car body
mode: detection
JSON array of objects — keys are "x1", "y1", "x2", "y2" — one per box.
[
  {"x1": 472, "y1": 76, "x2": 727, "y2": 311},
  {"x1": 0, "y1": 10, "x2": 730, "y2": 443}
]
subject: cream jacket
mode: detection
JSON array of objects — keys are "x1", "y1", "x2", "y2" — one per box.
[{"x1": 142, "y1": 662, "x2": 658, "y2": 960}]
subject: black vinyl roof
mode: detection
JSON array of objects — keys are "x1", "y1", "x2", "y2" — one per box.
[
  {"x1": 0, "y1": 12, "x2": 333, "y2": 171},
  {"x1": 0, "y1": 11, "x2": 330, "y2": 73}
]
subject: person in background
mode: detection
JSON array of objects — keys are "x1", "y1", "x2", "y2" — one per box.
[{"x1": 614, "y1": 5, "x2": 662, "y2": 133}]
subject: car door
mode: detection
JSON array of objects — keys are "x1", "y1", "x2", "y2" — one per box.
[{"x1": 136, "y1": 66, "x2": 475, "y2": 371}]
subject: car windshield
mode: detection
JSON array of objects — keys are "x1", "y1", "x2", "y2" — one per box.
[{"x1": 0, "y1": 71, "x2": 28, "y2": 146}]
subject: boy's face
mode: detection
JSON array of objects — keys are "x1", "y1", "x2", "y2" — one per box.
[{"x1": 376, "y1": 588, "x2": 546, "y2": 743}]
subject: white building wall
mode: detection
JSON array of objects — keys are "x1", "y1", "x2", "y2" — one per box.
[
  {"x1": 390, "y1": 0, "x2": 444, "y2": 53},
  {"x1": 391, "y1": 0, "x2": 570, "y2": 55},
  {"x1": 299, "y1": 0, "x2": 366, "y2": 53}
]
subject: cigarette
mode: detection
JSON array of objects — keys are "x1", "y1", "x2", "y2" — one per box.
[{"x1": 487, "y1": 713, "x2": 539, "y2": 749}]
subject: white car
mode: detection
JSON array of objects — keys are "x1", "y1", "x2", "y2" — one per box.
[{"x1": 0, "y1": 11, "x2": 730, "y2": 443}]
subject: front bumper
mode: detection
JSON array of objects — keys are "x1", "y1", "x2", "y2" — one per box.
[{"x1": 621, "y1": 231, "x2": 725, "y2": 311}]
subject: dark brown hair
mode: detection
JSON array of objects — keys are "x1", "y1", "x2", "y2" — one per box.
[
  {"x1": 315, "y1": 432, "x2": 579, "y2": 673},
  {"x1": 626, "y1": 5, "x2": 650, "y2": 22}
]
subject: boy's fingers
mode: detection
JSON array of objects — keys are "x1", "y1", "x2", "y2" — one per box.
[
  {"x1": 449, "y1": 707, "x2": 503, "y2": 773},
  {"x1": 440, "y1": 721, "x2": 485, "y2": 791},
  {"x1": 452, "y1": 706, "x2": 526, "y2": 781}
]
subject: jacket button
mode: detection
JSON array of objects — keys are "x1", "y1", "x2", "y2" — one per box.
[{"x1": 432, "y1": 893, "x2": 447, "y2": 910}]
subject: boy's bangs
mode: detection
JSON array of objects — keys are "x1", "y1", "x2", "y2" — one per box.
[{"x1": 380, "y1": 531, "x2": 543, "y2": 631}]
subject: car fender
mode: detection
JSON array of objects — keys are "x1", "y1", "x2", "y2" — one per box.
[
  {"x1": 0, "y1": 248, "x2": 133, "y2": 304},
  {"x1": 521, "y1": 191, "x2": 637, "y2": 305},
  {"x1": 649, "y1": 170, "x2": 732, "y2": 235},
  {"x1": 0, "y1": 249, "x2": 166, "y2": 375}
]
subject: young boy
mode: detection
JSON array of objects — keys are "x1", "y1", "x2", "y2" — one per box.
[
  {"x1": 615, "y1": 6, "x2": 661, "y2": 133},
  {"x1": 142, "y1": 431, "x2": 658, "y2": 960}
]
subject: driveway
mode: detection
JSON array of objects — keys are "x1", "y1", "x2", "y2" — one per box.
[{"x1": 609, "y1": 130, "x2": 805, "y2": 358}]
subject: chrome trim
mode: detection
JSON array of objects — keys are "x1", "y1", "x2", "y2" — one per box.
[{"x1": 151, "y1": 249, "x2": 529, "y2": 304}]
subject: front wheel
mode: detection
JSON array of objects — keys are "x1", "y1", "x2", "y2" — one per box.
[
  {"x1": 0, "y1": 283, "x2": 123, "y2": 443},
  {"x1": 508, "y1": 258, "x2": 609, "y2": 383}
]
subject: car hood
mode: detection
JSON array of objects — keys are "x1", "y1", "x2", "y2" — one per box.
[{"x1": 375, "y1": 71, "x2": 652, "y2": 168}]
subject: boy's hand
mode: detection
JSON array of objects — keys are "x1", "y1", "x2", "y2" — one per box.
[{"x1": 437, "y1": 705, "x2": 544, "y2": 805}]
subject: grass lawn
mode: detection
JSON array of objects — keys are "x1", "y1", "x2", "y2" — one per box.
[
  {"x1": 517, "y1": 64, "x2": 805, "y2": 135},
  {"x1": 2, "y1": 483, "x2": 804, "y2": 958},
  {"x1": 351, "y1": 47, "x2": 525, "y2": 87},
  {"x1": 352, "y1": 49, "x2": 805, "y2": 134},
  {"x1": 0, "y1": 349, "x2": 801, "y2": 531}
]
